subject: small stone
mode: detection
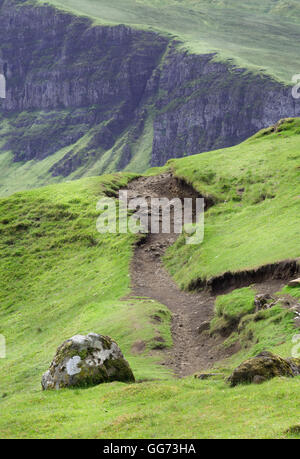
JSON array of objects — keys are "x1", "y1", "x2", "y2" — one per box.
[
  {"x1": 195, "y1": 373, "x2": 224, "y2": 380},
  {"x1": 253, "y1": 375, "x2": 266, "y2": 385},
  {"x1": 254, "y1": 294, "x2": 275, "y2": 311},
  {"x1": 197, "y1": 321, "x2": 210, "y2": 334},
  {"x1": 288, "y1": 278, "x2": 300, "y2": 287}
]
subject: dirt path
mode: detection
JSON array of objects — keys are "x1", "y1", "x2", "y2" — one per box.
[
  {"x1": 122, "y1": 173, "x2": 300, "y2": 377},
  {"x1": 122, "y1": 173, "x2": 237, "y2": 376}
]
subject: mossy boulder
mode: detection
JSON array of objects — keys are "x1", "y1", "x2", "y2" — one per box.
[
  {"x1": 228, "y1": 351, "x2": 300, "y2": 387},
  {"x1": 41, "y1": 333, "x2": 135, "y2": 390}
]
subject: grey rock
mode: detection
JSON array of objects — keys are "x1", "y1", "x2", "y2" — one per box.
[
  {"x1": 195, "y1": 373, "x2": 224, "y2": 380},
  {"x1": 252, "y1": 375, "x2": 267, "y2": 385},
  {"x1": 41, "y1": 333, "x2": 135, "y2": 390},
  {"x1": 254, "y1": 294, "x2": 276, "y2": 311}
]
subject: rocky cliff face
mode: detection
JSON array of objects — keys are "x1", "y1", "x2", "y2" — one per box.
[
  {"x1": 151, "y1": 49, "x2": 300, "y2": 166},
  {"x1": 0, "y1": 0, "x2": 167, "y2": 173},
  {"x1": 0, "y1": 0, "x2": 299, "y2": 190}
]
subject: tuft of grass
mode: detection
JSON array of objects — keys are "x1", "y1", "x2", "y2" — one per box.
[
  {"x1": 215, "y1": 287, "x2": 256, "y2": 321},
  {"x1": 281, "y1": 285, "x2": 300, "y2": 299},
  {"x1": 210, "y1": 287, "x2": 256, "y2": 335}
]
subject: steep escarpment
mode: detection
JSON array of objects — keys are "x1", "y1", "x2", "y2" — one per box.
[
  {"x1": 0, "y1": 0, "x2": 299, "y2": 195},
  {"x1": 0, "y1": 0, "x2": 168, "y2": 177},
  {"x1": 151, "y1": 51, "x2": 300, "y2": 166}
]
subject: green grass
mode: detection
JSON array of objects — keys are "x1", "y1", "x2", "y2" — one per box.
[
  {"x1": 215, "y1": 287, "x2": 256, "y2": 322},
  {"x1": 209, "y1": 287, "x2": 297, "y2": 366},
  {"x1": 282, "y1": 285, "x2": 300, "y2": 299},
  {"x1": 1, "y1": 121, "x2": 300, "y2": 439},
  {"x1": 1, "y1": 375, "x2": 300, "y2": 439},
  {"x1": 0, "y1": 174, "x2": 174, "y2": 427},
  {"x1": 165, "y1": 118, "x2": 300, "y2": 289},
  {"x1": 40, "y1": 0, "x2": 300, "y2": 83},
  {"x1": 210, "y1": 287, "x2": 256, "y2": 334}
]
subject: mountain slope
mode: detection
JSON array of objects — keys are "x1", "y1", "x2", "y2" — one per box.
[{"x1": 0, "y1": 0, "x2": 300, "y2": 196}]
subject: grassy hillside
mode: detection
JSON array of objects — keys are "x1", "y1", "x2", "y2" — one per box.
[
  {"x1": 1, "y1": 121, "x2": 300, "y2": 439},
  {"x1": 0, "y1": 118, "x2": 153, "y2": 197},
  {"x1": 42, "y1": 0, "x2": 300, "y2": 83},
  {"x1": 165, "y1": 118, "x2": 300, "y2": 289},
  {"x1": 0, "y1": 173, "x2": 175, "y2": 435}
]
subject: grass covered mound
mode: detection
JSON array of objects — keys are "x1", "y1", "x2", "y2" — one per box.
[
  {"x1": 165, "y1": 118, "x2": 300, "y2": 290},
  {"x1": 210, "y1": 287, "x2": 256, "y2": 335},
  {"x1": 42, "y1": 0, "x2": 300, "y2": 83}
]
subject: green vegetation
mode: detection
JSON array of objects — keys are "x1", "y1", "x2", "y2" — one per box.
[
  {"x1": 41, "y1": 0, "x2": 300, "y2": 83},
  {"x1": 1, "y1": 121, "x2": 300, "y2": 438},
  {"x1": 210, "y1": 287, "x2": 256, "y2": 334},
  {"x1": 165, "y1": 118, "x2": 300, "y2": 289},
  {"x1": 282, "y1": 284, "x2": 300, "y2": 300},
  {"x1": 0, "y1": 173, "x2": 174, "y2": 435},
  {"x1": 209, "y1": 287, "x2": 296, "y2": 369},
  {"x1": 1, "y1": 376, "x2": 300, "y2": 439},
  {"x1": 215, "y1": 287, "x2": 256, "y2": 322}
]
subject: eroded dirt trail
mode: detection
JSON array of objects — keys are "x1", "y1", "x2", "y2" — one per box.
[
  {"x1": 123, "y1": 173, "x2": 236, "y2": 377},
  {"x1": 122, "y1": 173, "x2": 300, "y2": 377}
]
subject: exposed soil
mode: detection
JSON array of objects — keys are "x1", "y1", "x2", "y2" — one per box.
[
  {"x1": 122, "y1": 173, "x2": 300, "y2": 377},
  {"x1": 190, "y1": 259, "x2": 300, "y2": 294}
]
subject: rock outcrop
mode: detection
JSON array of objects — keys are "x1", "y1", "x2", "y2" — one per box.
[
  {"x1": 228, "y1": 351, "x2": 300, "y2": 387},
  {"x1": 150, "y1": 51, "x2": 300, "y2": 166},
  {"x1": 41, "y1": 333, "x2": 135, "y2": 390},
  {"x1": 0, "y1": 0, "x2": 300, "y2": 189}
]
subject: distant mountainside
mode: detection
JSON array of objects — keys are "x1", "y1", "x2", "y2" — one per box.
[
  {"x1": 43, "y1": 0, "x2": 300, "y2": 83},
  {"x1": 0, "y1": 0, "x2": 300, "y2": 196}
]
